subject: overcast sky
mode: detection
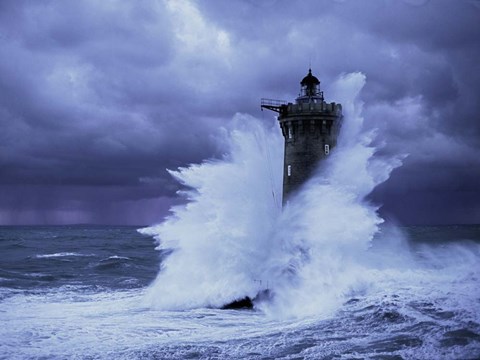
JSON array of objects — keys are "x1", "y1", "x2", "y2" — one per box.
[{"x1": 0, "y1": 0, "x2": 479, "y2": 225}]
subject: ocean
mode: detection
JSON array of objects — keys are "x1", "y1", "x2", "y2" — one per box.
[
  {"x1": 1, "y1": 73, "x2": 479, "y2": 359},
  {"x1": 0, "y1": 224, "x2": 479, "y2": 359}
]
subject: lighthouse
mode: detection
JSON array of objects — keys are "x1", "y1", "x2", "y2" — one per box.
[
  {"x1": 223, "y1": 69, "x2": 343, "y2": 310},
  {"x1": 261, "y1": 69, "x2": 343, "y2": 203}
]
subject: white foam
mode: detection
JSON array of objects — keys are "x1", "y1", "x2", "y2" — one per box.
[
  {"x1": 141, "y1": 73, "x2": 404, "y2": 317},
  {"x1": 140, "y1": 72, "x2": 478, "y2": 324},
  {"x1": 103, "y1": 255, "x2": 131, "y2": 261},
  {"x1": 35, "y1": 252, "x2": 94, "y2": 259},
  {"x1": 142, "y1": 115, "x2": 283, "y2": 309}
]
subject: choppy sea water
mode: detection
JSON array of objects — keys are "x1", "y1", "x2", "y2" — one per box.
[
  {"x1": 2, "y1": 73, "x2": 479, "y2": 359},
  {"x1": 0, "y1": 224, "x2": 479, "y2": 359}
]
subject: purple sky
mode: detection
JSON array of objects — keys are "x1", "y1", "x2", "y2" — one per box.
[{"x1": 0, "y1": 0, "x2": 479, "y2": 225}]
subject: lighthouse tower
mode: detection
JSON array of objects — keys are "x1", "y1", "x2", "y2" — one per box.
[{"x1": 261, "y1": 69, "x2": 343, "y2": 203}]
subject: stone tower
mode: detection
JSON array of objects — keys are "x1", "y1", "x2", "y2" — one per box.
[{"x1": 261, "y1": 69, "x2": 343, "y2": 204}]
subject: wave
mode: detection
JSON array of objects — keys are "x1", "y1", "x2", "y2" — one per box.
[
  {"x1": 139, "y1": 72, "x2": 392, "y2": 315},
  {"x1": 35, "y1": 252, "x2": 94, "y2": 259},
  {"x1": 102, "y1": 256, "x2": 131, "y2": 261}
]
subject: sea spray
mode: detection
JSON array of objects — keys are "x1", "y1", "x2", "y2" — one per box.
[
  {"x1": 141, "y1": 72, "x2": 404, "y2": 315},
  {"x1": 141, "y1": 116, "x2": 284, "y2": 309},
  {"x1": 259, "y1": 73, "x2": 404, "y2": 317}
]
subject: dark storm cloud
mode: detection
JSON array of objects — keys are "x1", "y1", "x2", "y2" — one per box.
[
  {"x1": 0, "y1": 0, "x2": 228, "y2": 224},
  {"x1": 0, "y1": 0, "x2": 479, "y2": 224},
  {"x1": 0, "y1": 1, "x2": 220, "y2": 186}
]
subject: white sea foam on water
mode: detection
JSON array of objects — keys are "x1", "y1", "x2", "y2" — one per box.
[
  {"x1": 0, "y1": 288, "x2": 297, "y2": 359},
  {"x1": 35, "y1": 252, "x2": 94, "y2": 259},
  {"x1": 102, "y1": 255, "x2": 131, "y2": 260},
  {"x1": 140, "y1": 114, "x2": 284, "y2": 309},
  {"x1": 140, "y1": 72, "x2": 408, "y2": 317}
]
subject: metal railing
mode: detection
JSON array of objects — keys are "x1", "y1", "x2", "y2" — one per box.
[{"x1": 261, "y1": 98, "x2": 288, "y2": 107}]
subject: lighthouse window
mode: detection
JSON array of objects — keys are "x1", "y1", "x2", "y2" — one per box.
[
  {"x1": 324, "y1": 144, "x2": 330, "y2": 155},
  {"x1": 287, "y1": 165, "x2": 292, "y2": 176},
  {"x1": 288, "y1": 127, "x2": 293, "y2": 139}
]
